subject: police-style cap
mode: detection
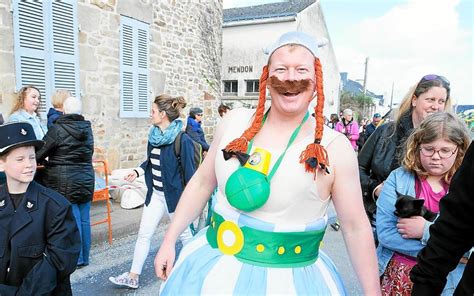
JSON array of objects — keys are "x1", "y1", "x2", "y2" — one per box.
[
  {"x1": 0, "y1": 122, "x2": 44, "y2": 155},
  {"x1": 264, "y1": 31, "x2": 328, "y2": 59}
]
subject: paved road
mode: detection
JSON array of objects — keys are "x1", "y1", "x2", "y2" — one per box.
[{"x1": 71, "y1": 204, "x2": 364, "y2": 295}]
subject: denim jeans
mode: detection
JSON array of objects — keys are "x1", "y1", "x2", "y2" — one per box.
[{"x1": 72, "y1": 201, "x2": 92, "y2": 265}]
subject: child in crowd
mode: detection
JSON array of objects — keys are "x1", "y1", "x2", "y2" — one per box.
[
  {"x1": 376, "y1": 112, "x2": 471, "y2": 295},
  {"x1": 47, "y1": 89, "x2": 72, "y2": 128},
  {"x1": 0, "y1": 122, "x2": 80, "y2": 295},
  {"x1": 8, "y1": 86, "x2": 46, "y2": 139}
]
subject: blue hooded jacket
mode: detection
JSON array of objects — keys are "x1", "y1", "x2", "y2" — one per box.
[{"x1": 186, "y1": 117, "x2": 209, "y2": 151}]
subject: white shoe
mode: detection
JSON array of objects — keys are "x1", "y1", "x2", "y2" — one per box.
[{"x1": 109, "y1": 272, "x2": 139, "y2": 289}]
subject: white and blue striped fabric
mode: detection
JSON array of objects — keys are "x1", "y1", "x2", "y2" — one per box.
[
  {"x1": 160, "y1": 202, "x2": 347, "y2": 295},
  {"x1": 150, "y1": 147, "x2": 163, "y2": 192}
]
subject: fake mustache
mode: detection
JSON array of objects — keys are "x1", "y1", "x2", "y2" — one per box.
[{"x1": 267, "y1": 76, "x2": 312, "y2": 94}]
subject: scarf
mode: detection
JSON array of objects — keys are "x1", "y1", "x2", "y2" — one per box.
[{"x1": 148, "y1": 119, "x2": 183, "y2": 147}]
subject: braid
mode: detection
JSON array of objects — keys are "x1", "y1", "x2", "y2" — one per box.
[
  {"x1": 314, "y1": 59, "x2": 325, "y2": 142},
  {"x1": 223, "y1": 65, "x2": 269, "y2": 154},
  {"x1": 299, "y1": 58, "x2": 329, "y2": 175}
]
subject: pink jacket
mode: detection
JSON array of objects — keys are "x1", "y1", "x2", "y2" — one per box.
[{"x1": 335, "y1": 120, "x2": 360, "y2": 151}]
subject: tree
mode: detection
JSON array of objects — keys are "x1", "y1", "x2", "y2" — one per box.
[{"x1": 340, "y1": 91, "x2": 375, "y2": 121}]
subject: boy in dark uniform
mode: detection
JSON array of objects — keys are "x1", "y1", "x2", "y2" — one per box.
[{"x1": 0, "y1": 122, "x2": 80, "y2": 295}]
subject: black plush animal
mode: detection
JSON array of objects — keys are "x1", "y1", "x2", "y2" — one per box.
[{"x1": 394, "y1": 192, "x2": 437, "y2": 222}]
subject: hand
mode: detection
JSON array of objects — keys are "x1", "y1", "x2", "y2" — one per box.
[
  {"x1": 124, "y1": 170, "x2": 138, "y2": 183},
  {"x1": 154, "y1": 240, "x2": 176, "y2": 281},
  {"x1": 202, "y1": 151, "x2": 208, "y2": 159},
  {"x1": 397, "y1": 216, "x2": 426, "y2": 239}
]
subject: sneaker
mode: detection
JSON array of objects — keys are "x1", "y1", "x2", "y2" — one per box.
[{"x1": 109, "y1": 272, "x2": 139, "y2": 289}]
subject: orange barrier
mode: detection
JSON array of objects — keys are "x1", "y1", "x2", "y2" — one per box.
[{"x1": 92, "y1": 158, "x2": 113, "y2": 245}]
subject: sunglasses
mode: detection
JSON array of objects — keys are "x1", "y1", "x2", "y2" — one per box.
[
  {"x1": 420, "y1": 74, "x2": 450, "y2": 87},
  {"x1": 196, "y1": 113, "x2": 203, "y2": 116}
]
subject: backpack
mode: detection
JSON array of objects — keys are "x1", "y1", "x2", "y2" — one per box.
[
  {"x1": 174, "y1": 131, "x2": 208, "y2": 235},
  {"x1": 174, "y1": 131, "x2": 203, "y2": 184}
]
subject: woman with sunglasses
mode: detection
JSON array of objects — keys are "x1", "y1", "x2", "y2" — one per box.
[
  {"x1": 376, "y1": 112, "x2": 470, "y2": 295},
  {"x1": 358, "y1": 74, "x2": 452, "y2": 242},
  {"x1": 186, "y1": 107, "x2": 209, "y2": 153}
]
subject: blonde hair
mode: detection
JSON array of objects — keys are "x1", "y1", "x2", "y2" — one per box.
[
  {"x1": 10, "y1": 85, "x2": 41, "y2": 115},
  {"x1": 51, "y1": 89, "x2": 72, "y2": 108},
  {"x1": 153, "y1": 95, "x2": 187, "y2": 122},
  {"x1": 395, "y1": 77, "x2": 452, "y2": 124},
  {"x1": 402, "y1": 112, "x2": 470, "y2": 183}
]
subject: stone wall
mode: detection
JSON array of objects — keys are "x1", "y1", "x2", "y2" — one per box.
[
  {"x1": 0, "y1": 1, "x2": 15, "y2": 116},
  {"x1": 0, "y1": 0, "x2": 223, "y2": 170},
  {"x1": 78, "y1": 0, "x2": 223, "y2": 169}
]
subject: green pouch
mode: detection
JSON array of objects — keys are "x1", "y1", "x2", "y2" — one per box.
[{"x1": 225, "y1": 167, "x2": 270, "y2": 212}]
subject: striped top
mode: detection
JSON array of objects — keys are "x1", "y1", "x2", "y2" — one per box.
[{"x1": 150, "y1": 147, "x2": 164, "y2": 192}]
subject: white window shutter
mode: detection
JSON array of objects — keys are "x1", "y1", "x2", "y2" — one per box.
[
  {"x1": 13, "y1": 0, "x2": 48, "y2": 114},
  {"x1": 50, "y1": 0, "x2": 80, "y2": 99},
  {"x1": 137, "y1": 27, "x2": 149, "y2": 115},
  {"x1": 13, "y1": 0, "x2": 80, "y2": 117},
  {"x1": 120, "y1": 16, "x2": 149, "y2": 118}
]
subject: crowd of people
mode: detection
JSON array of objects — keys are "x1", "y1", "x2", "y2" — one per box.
[{"x1": 0, "y1": 30, "x2": 472, "y2": 295}]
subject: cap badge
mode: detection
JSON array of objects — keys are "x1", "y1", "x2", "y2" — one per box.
[
  {"x1": 20, "y1": 129, "x2": 27, "y2": 135},
  {"x1": 26, "y1": 201, "x2": 34, "y2": 209}
]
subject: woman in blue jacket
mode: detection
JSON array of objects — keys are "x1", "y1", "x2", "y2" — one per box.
[
  {"x1": 109, "y1": 95, "x2": 196, "y2": 289},
  {"x1": 186, "y1": 107, "x2": 209, "y2": 151}
]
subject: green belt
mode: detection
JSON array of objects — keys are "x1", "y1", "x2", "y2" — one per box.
[{"x1": 206, "y1": 212, "x2": 326, "y2": 268}]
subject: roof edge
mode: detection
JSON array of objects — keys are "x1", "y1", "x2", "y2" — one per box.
[{"x1": 223, "y1": 15, "x2": 296, "y2": 28}]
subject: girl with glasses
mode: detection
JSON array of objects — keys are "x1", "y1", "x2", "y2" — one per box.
[
  {"x1": 376, "y1": 112, "x2": 471, "y2": 295},
  {"x1": 358, "y1": 74, "x2": 452, "y2": 243}
]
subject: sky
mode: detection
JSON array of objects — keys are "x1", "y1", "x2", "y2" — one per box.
[{"x1": 224, "y1": 0, "x2": 473, "y2": 106}]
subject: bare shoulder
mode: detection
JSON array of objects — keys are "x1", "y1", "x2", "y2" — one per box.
[
  {"x1": 214, "y1": 107, "x2": 256, "y2": 138},
  {"x1": 312, "y1": 128, "x2": 353, "y2": 196},
  {"x1": 325, "y1": 129, "x2": 358, "y2": 178},
  {"x1": 225, "y1": 107, "x2": 256, "y2": 122}
]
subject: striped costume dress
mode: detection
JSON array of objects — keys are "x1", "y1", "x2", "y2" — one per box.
[{"x1": 160, "y1": 108, "x2": 347, "y2": 295}]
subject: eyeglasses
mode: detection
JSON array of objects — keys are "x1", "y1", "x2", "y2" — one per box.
[
  {"x1": 419, "y1": 74, "x2": 450, "y2": 87},
  {"x1": 419, "y1": 146, "x2": 458, "y2": 159}
]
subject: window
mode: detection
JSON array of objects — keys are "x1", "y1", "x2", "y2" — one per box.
[
  {"x1": 13, "y1": 0, "x2": 80, "y2": 116},
  {"x1": 246, "y1": 80, "x2": 259, "y2": 94},
  {"x1": 223, "y1": 80, "x2": 238, "y2": 95},
  {"x1": 119, "y1": 16, "x2": 150, "y2": 118}
]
